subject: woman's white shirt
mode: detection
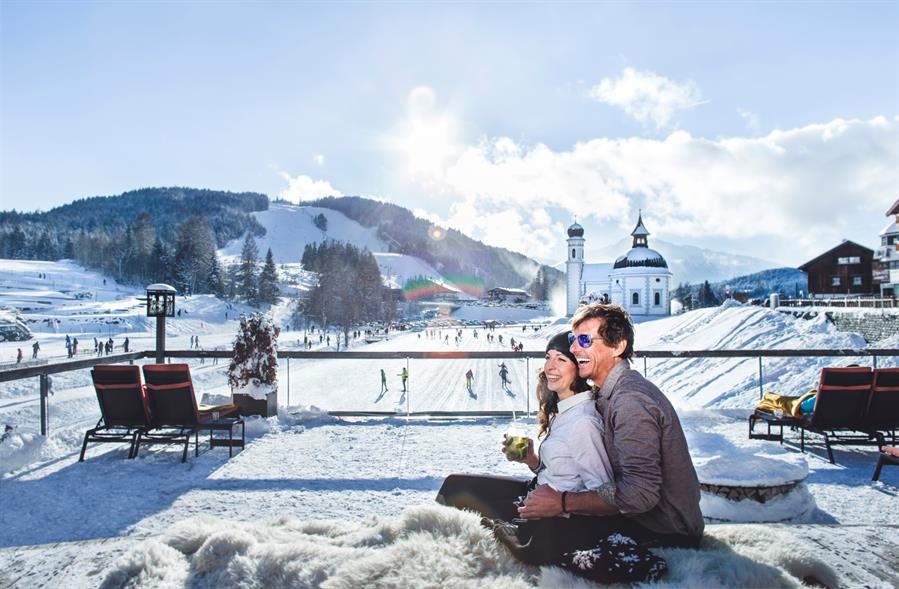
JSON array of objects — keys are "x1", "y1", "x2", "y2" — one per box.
[{"x1": 536, "y1": 392, "x2": 613, "y2": 492}]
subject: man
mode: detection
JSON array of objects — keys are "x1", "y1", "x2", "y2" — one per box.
[
  {"x1": 518, "y1": 303, "x2": 703, "y2": 548},
  {"x1": 399, "y1": 367, "x2": 409, "y2": 392}
]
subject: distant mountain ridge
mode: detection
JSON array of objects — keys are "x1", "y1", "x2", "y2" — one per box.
[
  {"x1": 305, "y1": 196, "x2": 564, "y2": 292},
  {"x1": 0, "y1": 187, "x2": 268, "y2": 257},
  {"x1": 585, "y1": 237, "x2": 781, "y2": 285}
]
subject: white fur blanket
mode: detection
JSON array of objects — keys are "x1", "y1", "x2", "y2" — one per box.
[{"x1": 99, "y1": 505, "x2": 840, "y2": 589}]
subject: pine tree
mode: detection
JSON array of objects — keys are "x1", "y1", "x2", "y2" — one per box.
[
  {"x1": 208, "y1": 253, "x2": 226, "y2": 298},
  {"x1": 258, "y1": 248, "x2": 280, "y2": 305},
  {"x1": 237, "y1": 233, "x2": 260, "y2": 305}
]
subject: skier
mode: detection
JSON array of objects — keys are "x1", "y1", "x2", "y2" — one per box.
[
  {"x1": 72, "y1": 338, "x2": 78, "y2": 356},
  {"x1": 16, "y1": 348, "x2": 23, "y2": 364},
  {"x1": 123, "y1": 337, "x2": 129, "y2": 353},
  {"x1": 465, "y1": 368, "x2": 474, "y2": 391},
  {"x1": 32, "y1": 341, "x2": 40, "y2": 359},
  {"x1": 498, "y1": 362, "x2": 510, "y2": 389},
  {"x1": 380, "y1": 368, "x2": 389, "y2": 394},
  {"x1": 399, "y1": 367, "x2": 409, "y2": 392}
]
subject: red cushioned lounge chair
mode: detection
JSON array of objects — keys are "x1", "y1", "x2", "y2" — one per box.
[
  {"x1": 138, "y1": 363, "x2": 243, "y2": 462},
  {"x1": 80, "y1": 364, "x2": 151, "y2": 461}
]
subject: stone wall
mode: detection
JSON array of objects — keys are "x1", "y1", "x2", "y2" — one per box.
[
  {"x1": 775, "y1": 309, "x2": 899, "y2": 343},
  {"x1": 828, "y1": 312, "x2": 899, "y2": 344}
]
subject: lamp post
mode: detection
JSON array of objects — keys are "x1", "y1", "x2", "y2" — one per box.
[{"x1": 146, "y1": 284, "x2": 176, "y2": 364}]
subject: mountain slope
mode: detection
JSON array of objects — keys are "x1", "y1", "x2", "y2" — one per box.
[{"x1": 304, "y1": 196, "x2": 564, "y2": 292}]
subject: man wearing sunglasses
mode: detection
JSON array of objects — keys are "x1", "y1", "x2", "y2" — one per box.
[{"x1": 518, "y1": 303, "x2": 704, "y2": 548}]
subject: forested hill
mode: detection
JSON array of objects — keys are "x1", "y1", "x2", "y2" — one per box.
[
  {"x1": 306, "y1": 196, "x2": 563, "y2": 291},
  {"x1": 0, "y1": 187, "x2": 268, "y2": 255}
]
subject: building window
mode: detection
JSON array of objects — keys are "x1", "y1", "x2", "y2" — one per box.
[
  {"x1": 832, "y1": 276, "x2": 841, "y2": 286},
  {"x1": 852, "y1": 276, "x2": 862, "y2": 286},
  {"x1": 571, "y1": 248, "x2": 576, "y2": 259},
  {"x1": 654, "y1": 292, "x2": 661, "y2": 306},
  {"x1": 632, "y1": 292, "x2": 640, "y2": 306},
  {"x1": 837, "y1": 256, "x2": 861, "y2": 265}
]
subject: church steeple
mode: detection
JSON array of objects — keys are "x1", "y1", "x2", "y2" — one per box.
[{"x1": 631, "y1": 210, "x2": 650, "y2": 248}]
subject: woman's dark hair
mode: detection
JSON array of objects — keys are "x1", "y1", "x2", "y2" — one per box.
[{"x1": 535, "y1": 368, "x2": 590, "y2": 439}]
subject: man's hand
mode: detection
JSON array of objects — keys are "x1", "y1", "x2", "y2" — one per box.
[{"x1": 517, "y1": 484, "x2": 562, "y2": 519}]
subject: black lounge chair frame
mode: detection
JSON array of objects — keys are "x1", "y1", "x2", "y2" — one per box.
[
  {"x1": 872, "y1": 447, "x2": 899, "y2": 481},
  {"x1": 80, "y1": 364, "x2": 152, "y2": 461},
  {"x1": 138, "y1": 364, "x2": 244, "y2": 463},
  {"x1": 749, "y1": 367, "x2": 888, "y2": 464}
]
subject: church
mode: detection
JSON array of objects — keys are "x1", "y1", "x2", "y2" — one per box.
[{"x1": 566, "y1": 213, "x2": 673, "y2": 317}]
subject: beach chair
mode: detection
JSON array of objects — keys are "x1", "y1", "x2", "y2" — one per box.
[
  {"x1": 868, "y1": 368, "x2": 899, "y2": 445},
  {"x1": 80, "y1": 364, "x2": 151, "y2": 461},
  {"x1": 138, "y1": 363, "x2": 243, "y2": 462},
  {"x1": 798, "y1": 367, "x2": 875, "y2": 463},
  {"x1": 872, "y1": 446, "x2": 899, "y2": 481}
]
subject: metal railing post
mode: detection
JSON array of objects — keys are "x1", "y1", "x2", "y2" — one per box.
[
  {"x1": 526, "y1": 357, "x2": 530, "y2": 416},
  {"x1": 643, "y1": 357, "x2": 648, "y2": 378},
  {"x1": 287, "y1": 357, "x2": 290, "y2": 407},
  {"x1": 40, "y1": 374, "x2": 49, "y2": 436},
  {"x1": 758, "y1": 357, "x2": 764, "y2": 399},
  {"x1": 406, "y1": 356, "x2": 411, "y2": 416},
  {"x1": 873, "y1": 355, "x2": 878, "y2": 369}
]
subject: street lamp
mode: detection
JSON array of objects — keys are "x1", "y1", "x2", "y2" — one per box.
[{"x1": 146, "y1": 283, "x2": 176, "y2": 364}]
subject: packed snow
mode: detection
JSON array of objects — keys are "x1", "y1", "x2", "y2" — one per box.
[{"x1": 1, "y1": 259, "x2": 898, "y2": 587}]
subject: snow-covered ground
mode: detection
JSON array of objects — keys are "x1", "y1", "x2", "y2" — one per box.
[{"x1": 1, "y1": 259, "x2": 898, "y2": 587}]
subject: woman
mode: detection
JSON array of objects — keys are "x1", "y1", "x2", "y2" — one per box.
[{"x1": 436, "y1": 331, "x2": 615, "y2": 564}]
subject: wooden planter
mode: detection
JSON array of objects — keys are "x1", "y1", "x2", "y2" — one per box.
[{"x1": 232, "y1": 391, "x2": 278, "y2": 418}]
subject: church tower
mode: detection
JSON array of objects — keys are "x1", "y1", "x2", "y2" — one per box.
[{"x1": 566, "y1": 222, "x2": 585, "y2": 315}]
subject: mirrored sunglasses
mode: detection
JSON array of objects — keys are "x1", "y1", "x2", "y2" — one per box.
[{"x1": 567, "y1": 332, "x2": 594, "y2": 348}]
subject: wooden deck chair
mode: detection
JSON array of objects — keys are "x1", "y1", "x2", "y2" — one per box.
[
  {"x1": 139, "y1": 363, "x2": 241, "y2": 462},
  {"x1": 868, "y1": 368, "x2": 899, "y2": 446},
  {"x1": 80, "y1": 364, "x2": 151, "y2": 461},
  {"x1": 799, "y1": 367, "x2": 874, "y2": 463}
]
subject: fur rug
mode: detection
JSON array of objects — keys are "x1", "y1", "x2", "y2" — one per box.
[{"x1": 99, "y1": 505, "x2": 839, "y2": 589}]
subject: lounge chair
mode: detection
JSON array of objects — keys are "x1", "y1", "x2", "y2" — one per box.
[
  {"x1": 797, "y1": 367, "x2": 875, "y2": 463},
  {"x1": 872, "y1": 446, "x2": 899, "y2": 481},
  {"x1": 868, "y1": 368, "x2": 899, "y2": 446},
  {"x1": 138, "y1": 363, "x2": 243, "y2": 462},
  {"x1": 80, "y1": 364, "x2": 151, "y2": 461},
  {"x1": 751, "y1": 367, "x2": 876, "y2": 463}
]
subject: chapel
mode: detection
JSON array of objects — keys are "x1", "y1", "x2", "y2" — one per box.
[{"x1": 566, "y1": 212, "x2": 672, "y2": 316}]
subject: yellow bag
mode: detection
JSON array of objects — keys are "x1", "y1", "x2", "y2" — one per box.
[{"x1": 756, "y1": 392, "x2": 797, "y2": 415}]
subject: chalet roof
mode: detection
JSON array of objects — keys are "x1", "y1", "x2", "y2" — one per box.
[
  {"x1": 887, "y1": 197, "x2": 899, "y2": 216},
  {"x1": 797, "y1": 240, "x2": 875, "y2": 272},
  {"x1": 487, "y1": 287, "x2": 530, "y2": 296}
]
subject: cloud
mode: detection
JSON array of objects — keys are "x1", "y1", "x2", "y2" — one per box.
[
  {"x1": 429, "y1": 117, "x2": 897, "y2": 264},
  {"x1": 738, "y1": 108, "x2": 761, "y2": 134},
  {"x1": 313, "y1": 154, "x2": 325, "y2": 166},
  {"x1": 589, "y1": 67, "x2": 704, "y2": 130},
  {"x1": 278, "y1": 172, "x2": 343, "y2": 203}
]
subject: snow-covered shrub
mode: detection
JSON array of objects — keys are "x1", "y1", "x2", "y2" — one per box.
[{"x1": 228, "y1": 313, "x2": 280, "y2": 401}]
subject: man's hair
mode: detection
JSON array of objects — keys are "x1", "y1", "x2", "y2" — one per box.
[{"x1": 570, "y1": 303, "x2": 635, "y2": 361}]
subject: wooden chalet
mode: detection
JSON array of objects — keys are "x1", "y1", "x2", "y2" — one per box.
[{"x1": 799, "y1": 240, "x2": 875, "y2": 296}]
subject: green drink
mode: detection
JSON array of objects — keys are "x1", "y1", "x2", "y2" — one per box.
[{"x1": 505, "y1": 436, "x2": 529, "y2": 461}]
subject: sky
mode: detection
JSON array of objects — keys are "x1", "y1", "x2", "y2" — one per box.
[{"x1": 1, "y1": 1, "x2": 898, "y2": 267}]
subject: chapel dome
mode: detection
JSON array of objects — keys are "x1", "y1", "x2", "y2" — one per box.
[
  {"x1": 567, "y1": 222, "x2": 584, "y2": 238},
  {"x1": 613, "y1": 247, "x2": 669, "y2": 269}
]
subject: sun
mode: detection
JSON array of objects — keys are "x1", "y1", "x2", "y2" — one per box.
[{"x1": 389, "y1": 86, "x2": 459, "y2": 181}]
